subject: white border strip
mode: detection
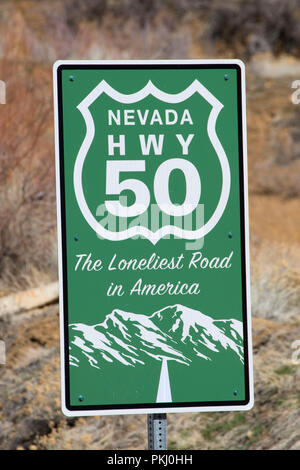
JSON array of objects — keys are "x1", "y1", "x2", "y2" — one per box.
[
  {"x1": 53, "y1": 59, "x2": 253, "y2": 417},
  {"x1": 53, "y1": 60, "x2": 68, "y2": 419}
]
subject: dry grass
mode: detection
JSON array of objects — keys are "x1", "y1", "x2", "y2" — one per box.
[{"x1": 251, "y1": 242, "x2": 300, "y2": 321}]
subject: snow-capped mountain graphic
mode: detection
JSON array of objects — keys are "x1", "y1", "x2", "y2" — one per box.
[{"x1": 69, "y1": 304, "x2": 244, "y2": 372}]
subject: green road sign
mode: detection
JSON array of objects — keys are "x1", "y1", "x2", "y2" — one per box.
[{"x1": 53, "y1": 60, "x2": 253, "y2": 416}]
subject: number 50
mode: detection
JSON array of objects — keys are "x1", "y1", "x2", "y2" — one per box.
[{"x1": 105, "y1": 158, "x2": 201, "y2": 217}]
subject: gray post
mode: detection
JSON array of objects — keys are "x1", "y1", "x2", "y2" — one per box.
[{"x1": 147, "y1": 413, "x2": 167, "y2": 450}]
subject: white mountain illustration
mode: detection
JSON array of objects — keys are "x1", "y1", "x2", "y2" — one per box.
[
  {"x1": 69, "y1": 304, "x2": 244, "y2": 402},
  {"x1": 69, "y1": 303, "x2": 243, "y2": 366}
]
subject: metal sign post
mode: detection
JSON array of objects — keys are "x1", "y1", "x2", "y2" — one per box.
[{"x1": 148, "y1": 413, "x2": 167, "y2": 450}]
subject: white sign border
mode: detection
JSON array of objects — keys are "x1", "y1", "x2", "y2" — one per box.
[
  {"x1": 74, "y1": 78, "x2": 230, "y2": 244},
  {"x1": 53, "y1": 59, "x2": 254, "y2": 417}
]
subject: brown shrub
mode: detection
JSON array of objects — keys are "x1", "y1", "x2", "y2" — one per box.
[
  {"x1": 255, "y1": 106, "x2": 300, "y2": 198},
  {"x1": 0, "y1": 59, "x2": 56, "y2": 290},
  {"x1": 208, "y1": 0, "x2": 300, "y2": 58}
]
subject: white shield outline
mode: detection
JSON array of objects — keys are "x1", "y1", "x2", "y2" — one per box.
[{"x1": 74, "y1": 79, "x2": 231, "y2": 244}]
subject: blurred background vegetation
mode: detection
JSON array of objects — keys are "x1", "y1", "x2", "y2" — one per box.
[{"x1": 0, "y1": 0, "x2": 299, "y2": 450}]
